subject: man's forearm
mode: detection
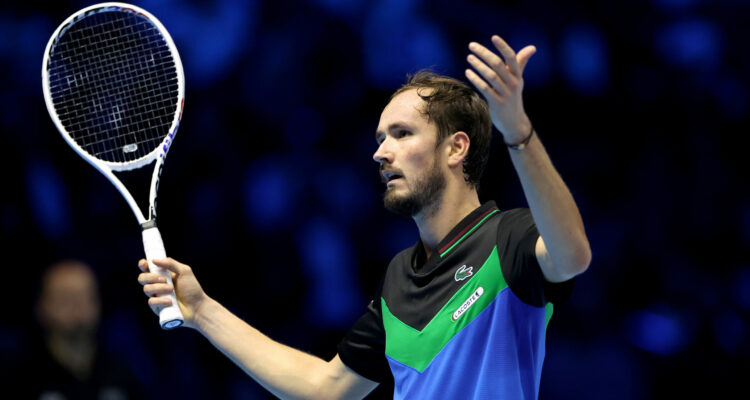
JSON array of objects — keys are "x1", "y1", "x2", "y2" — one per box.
[
  {"x1": 507, "y1": 131, "x2": 591, "y2": 276},
  {"x1": 463, "y1": 34, "x2": 590, "y2": 277},
  {"x1": 193, "y1": 298, "x2": 333, "y2": 400}
]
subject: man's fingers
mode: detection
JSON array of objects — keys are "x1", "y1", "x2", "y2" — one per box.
[
  {"x1": 138, "y1": 272, "x2": 166, "y2": 286},
  {"x1": 467, "y1": 54, "x2": 509, "y2": 96},
  {"x1": 139, "y1": 258, "x2": 189, "y2": 317},
  {"x1": 491, "y1": 35, "x2": 520, "y2": 75},
  {"x1": 517, "y1": 45, "x2": 537, "y2": 74},
  {"x1": 468, "y1": 42, "x2": 513, "y2": 84},
  {"x1": 465, "y1": 68, "x2": 501, "y2": 105},
  {"x1": 152, "y1": 257, "x2": 188, "y2": 275},
  {"x1": 148, "y1": 296, "x2": 173, "y2": 309},
  {"x1": 143, "y1": 283, "x2": 174, "y2": 297}
]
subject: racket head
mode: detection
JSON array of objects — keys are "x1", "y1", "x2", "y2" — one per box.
[{"x1": 42, "y1": 2, "x2": 185, "y2": 172}]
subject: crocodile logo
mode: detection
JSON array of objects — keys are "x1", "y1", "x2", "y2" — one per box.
[{"x1": 454, "y1": 265, "x2": 474, "y2": 282}]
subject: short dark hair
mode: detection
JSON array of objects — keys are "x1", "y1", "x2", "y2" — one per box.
[{"x1": 391, "y1": 70, "x2": 492, "y2": 188}]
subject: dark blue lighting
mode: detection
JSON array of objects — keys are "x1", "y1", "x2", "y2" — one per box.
[
  {"x1": 506, "y1": 27, "x2": 552, "y2": 89},
  {"x1": 314, "y1": 163, "x2": 374, "y2": 222},
  {"x1": 627, "y1": 308, "x2": 689, "y2": 356},
  {"x1": 382, "y1": 219, "x2": 418, "y2": 257},
  {"x1": 1, "y1": 204, "x2": 21, "y2": 237},
  {"x1": 139, "y1": 0, "x2": 258, "y2": 88},
  {"x1": 231, "y1": 376, "x2": 267, "y2": 399},
  {"x1": 325, "y1": 74, "x2": 366, "y2": 113},
  {"x1": 714, "y1": 75, "x2": 747, "y2": 120},
  {"x1": 560, "y1": 25, "x2": 609, "y2": 95},
  {"x1": 656, "y1": 19, "x2": 722, "y2": 70},
  {"x1": 26, "y1": 160, "x2": 71, "y2": 239},
  {"x1": 0, "y1": 328, "x2": 22, "y2": 359},
  {"x1": 309, "y1": 0, "x2": 367, "y2": 18},
  {"x1": 0, "y1": 14, "x2": 52, "y2": 86},
  {"x1": 362, "y1": 1, "x2": 453, "y2": 90},
  {"x1": 585, "y1": 220, "x2": 626, "y2": 262},
  {"x1": 733, "y1": 267, "x2": 750, "y2": 310},
  {"x1": 653, "y1": 0, "x2": 700, "y2": 12},
  {"x1": 712, "y1": 311, "x2": 746, "y2": 353},
  {"x1": 102, "y1": 312, "x2": 156, "y2": 388},
  {"x1": 241, "y1": 31, "x2": 305, "y2": 119},
  {"x1": 542, "y1": 338, "x2": 644, "y2": 400},
  {"x1": 0, "y1": 91, "x2": 22, "y2": 130},
  {"x1": 285, "y1": 108, "x2": 325, "y2": 147},
  {"x1": 188, "y1": 182, "x2": 221, "y2": 222},
  {"x1": 243, "y1": 159, "x2": 295, "y2": 231},
  {"x1": 296, "y1": 218, "x2": 363, "y2": 327}
]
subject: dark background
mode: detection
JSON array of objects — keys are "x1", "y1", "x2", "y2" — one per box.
[{"x1": 2, "y1": 0, "x2": 749, "y2": 398}]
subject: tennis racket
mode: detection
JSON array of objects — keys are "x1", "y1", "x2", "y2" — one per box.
[{"x1": 42, "y1": 3, "x2": 185, "y2": 329}]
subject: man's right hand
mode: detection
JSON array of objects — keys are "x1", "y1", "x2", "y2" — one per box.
[
  {"x1": 138, "y1": 258, "x2": 379, "y2": 399},
  {"x1": 137, "y1": 257, "x2": 208, "y2": 329}
]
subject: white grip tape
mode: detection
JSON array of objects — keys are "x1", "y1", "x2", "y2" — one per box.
[{"x1": 142, "y1": 227, "x2": 184, "y2": 329}]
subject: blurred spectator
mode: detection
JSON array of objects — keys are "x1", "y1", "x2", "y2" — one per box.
[{"x1": 14, "y1": 260, "x2": 141, "y2": 400}]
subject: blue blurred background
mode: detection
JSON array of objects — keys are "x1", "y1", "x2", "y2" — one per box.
[{"x1": 2, "y1": 0, "x2": 749, "y2": 398}]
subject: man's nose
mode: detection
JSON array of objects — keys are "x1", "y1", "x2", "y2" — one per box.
[{"x1": 373, "y1": 140, "x2": 392, "y2": 164}]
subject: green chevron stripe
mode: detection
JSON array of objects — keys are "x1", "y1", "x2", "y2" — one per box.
[{"x1": 382, "y1": 246, "x2": 508, "y2": 372}]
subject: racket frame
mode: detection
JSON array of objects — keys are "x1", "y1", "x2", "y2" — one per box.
[{"x1": 42, "y1": 2, "x2": 186, "y2": 329}]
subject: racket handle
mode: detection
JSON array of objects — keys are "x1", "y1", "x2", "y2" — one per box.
[{"x1": 142, "y1": 226, "x2": 185, "y2": 330}]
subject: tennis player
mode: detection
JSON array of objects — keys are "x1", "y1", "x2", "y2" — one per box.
[{"x1": 138, "y1": 35, "x2": 591, "y2": 399}]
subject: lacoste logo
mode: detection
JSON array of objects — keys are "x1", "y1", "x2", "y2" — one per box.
[
  {"x1": 452, "y1": 287, "x2": 484, "y2": 321},
  {"x1": 454, "y1": 265, "x2": 474, "y2": 281}
]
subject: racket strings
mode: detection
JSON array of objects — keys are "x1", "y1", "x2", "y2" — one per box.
[
  {"x1": 52, "y1": 44, "x2": 175, "y2": 161},
  {"x1": 51, "y1": 16, "x2": 174, "y2": 119},
  {"x1": 55, "y1": 74, "x2": 177, "y2": 148},
  {"x1": 47, "y1": 11, "x2": 179, "y2": 164},
  {"x1": 59, "y1": 15, "x2": 175, "y2": 161}
]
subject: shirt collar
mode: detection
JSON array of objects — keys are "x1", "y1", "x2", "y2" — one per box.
[{"x1": 412, "y1": 201, "x2": 500, "y2": 273}]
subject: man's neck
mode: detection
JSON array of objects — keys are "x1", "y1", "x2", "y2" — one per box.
[
  {"x1": 47, "y1": 331, "x2": 97, "y2": 380},
  {"x1": 413, "y1": 185, "x2": 481, "y2": 259}
]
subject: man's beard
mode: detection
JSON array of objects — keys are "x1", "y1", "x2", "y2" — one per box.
[
  {"x1": 59, "y1": 322, "x2": 98, "y2": 344},
  {"x1": 383, "y1": 160, "x2": 446, "y2": 217}
]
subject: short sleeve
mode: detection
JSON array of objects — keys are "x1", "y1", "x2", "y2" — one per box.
[
  {"x1": 497, "y1": 208, "x2": 574, "y2": 306},
  {"x1": 336, "y1": 280, "x2": 390, "y2": 382}
]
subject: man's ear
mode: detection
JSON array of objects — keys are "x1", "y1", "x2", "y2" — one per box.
[{"x1": 446, "y1": 131, "x2": 470, "y2": 168}]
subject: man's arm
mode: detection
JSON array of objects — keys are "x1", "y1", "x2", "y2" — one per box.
[
  {"x1": 465, "y1": 35, "x2": 591, "y2": 283},
  {"x1": 138, "y1": 258, "x2": 378, "y2": 400}
]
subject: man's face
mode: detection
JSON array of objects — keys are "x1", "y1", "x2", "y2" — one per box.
[
  {"x1": 373, "y1": 89, "x2": 447, "y2": 217},
  {"x1": 37, "y1": 263, "x2": 101, "y2": 339}
]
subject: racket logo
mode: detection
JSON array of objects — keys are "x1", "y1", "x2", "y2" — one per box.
[
  {"x1": 161, "y1": 99, "x2": 184, "y2": 156},
  {"x1": 162, "y1": 126, "x2": 177, "y2": 155}
]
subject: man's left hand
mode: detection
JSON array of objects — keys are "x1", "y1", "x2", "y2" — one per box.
[{"x1": 465, "y1": 35, "x2": 536, "y2": 144}]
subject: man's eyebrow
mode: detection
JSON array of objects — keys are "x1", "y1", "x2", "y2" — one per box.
[
  {"x1": 375, "y1": 122, "x2": 412, "y2": 141},
  {"x1": 388, "y1": 122, "x2": 412, "y2": 131}
]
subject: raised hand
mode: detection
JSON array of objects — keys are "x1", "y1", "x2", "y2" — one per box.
[{"x1": 465, "y1": 35, "x2": 536, "y2": 145}]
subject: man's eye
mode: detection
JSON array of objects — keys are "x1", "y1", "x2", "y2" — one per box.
[{"x1": 397, "y1": 130, "x2": 411, "y2": 138}]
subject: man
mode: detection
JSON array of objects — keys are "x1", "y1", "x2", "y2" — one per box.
[
  {"x1": 26, "y1": 260, "x2": 141, "y2": 399},
  {"x1": 138, "y1": 35, "x2": 591, "y2": 399}
]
